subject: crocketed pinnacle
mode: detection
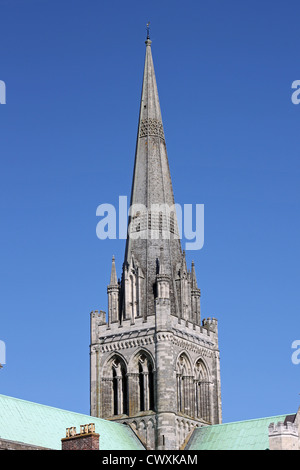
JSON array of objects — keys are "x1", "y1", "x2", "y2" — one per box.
[{"x1": 109, "y1": 255, "x2": 118, "y2": 286}]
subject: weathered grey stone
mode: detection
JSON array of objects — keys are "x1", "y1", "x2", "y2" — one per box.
[
  {"x1": 269, "y1": 421, "x2": 299, "y2": 450},
  {"x1": 90, "y1": 35, "x2": 222, "y2": 450}
]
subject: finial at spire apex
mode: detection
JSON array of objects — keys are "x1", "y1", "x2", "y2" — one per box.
[{"x1": 145, "y1": 22, "x2": 152, "y2": 46}]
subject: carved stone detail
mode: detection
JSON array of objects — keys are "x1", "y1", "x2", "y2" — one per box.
[
  {"x1": 100, "y1": 336, "x2": 154, "y2": 353},
  {"x1": 172, "y1": 336, "x2": 214, "y2": 358},
  {"x1": 139, "y1": 118, "x2": 165, "y2": 140}
]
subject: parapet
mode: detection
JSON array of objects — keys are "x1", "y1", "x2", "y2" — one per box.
[
  {"x1": 268, "y1": 421, "x2": 299, "y2": 450},
  {"x1": 268, "y1": 421, "x2": 298, "y2": 436},
  {"x1": 202, "y1": 317, "x2": 218, "y2": 334},
  {"x1": 90, "y1": 310, "x2": 106, "y2": 325}
]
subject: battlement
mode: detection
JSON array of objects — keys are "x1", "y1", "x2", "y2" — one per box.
[
  {"x1": 268, "y1": 420, "x2": 299, "y2": 450},
  {"x1": 93, "y1": 311, "x2": 219, "y2": 347},
  {"x1": 202, "y1": 317, "x2": 218, "y2": 334},
  {"x1": 202, "y1": 317, "x2": 218, "y2": 325},
  {"x1": 269, "y1": 421, "x2": 298, "y2": 436},
  {"x1": 90, "y1": 310, "x2": 106, "y2": 325}
]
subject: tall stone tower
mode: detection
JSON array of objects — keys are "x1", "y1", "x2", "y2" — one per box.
[{"x1": 90, "y1": 33, "x2": 222, "y2": 450}]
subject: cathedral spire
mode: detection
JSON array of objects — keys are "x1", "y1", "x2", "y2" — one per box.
[
  {"x1": 122, "y1": 35, "x2": 183, "y2": 319},
  {"x1": 90, "y1": 34, "x2": 222, "y2": 450}
]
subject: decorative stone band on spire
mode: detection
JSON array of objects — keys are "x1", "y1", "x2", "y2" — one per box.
[
  {"x1": 139, "y1": 118, "x2": 165, "y2": 140},
  {"x1": 129, "y1": 209, "x2": 180, "y2": 238}
]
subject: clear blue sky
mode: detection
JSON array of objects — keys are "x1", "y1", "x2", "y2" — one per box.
[{"x1": 0, "y1": 0, "x2": 299, "y2": 423}]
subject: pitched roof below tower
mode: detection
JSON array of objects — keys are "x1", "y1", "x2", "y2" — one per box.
[
  {"x1": 0, "y1": 394, "x2": 145, "y2": 450},
  {"x1": 185, "y1": 414, "x2": 290, "y2": 450}
]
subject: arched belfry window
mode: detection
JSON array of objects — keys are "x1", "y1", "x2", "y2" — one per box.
[
  {"x1": 148, "y1": 363, "x2": 154, "y2": 410},
  {"x1": 176, "y1": 353, "x2": 192, "y2": 416},
  {"x1": 111, "y1": 357, "x2": 128, "y2": 416},
  {"x1": 194, "y1": 359, "x2": 211, "y2": 423},
  {"x1": 139, "y1": 362, "x2": 145, "y2": 411},
  {"x1": 136, "y1": 353, "x2": 155, "y2": 412},
  {"x1": 123, "y1": 256, "x2": 144, "y2": 322},
  {"x1": 113, "y1": 367, "x2": 118, "y2": 415}
]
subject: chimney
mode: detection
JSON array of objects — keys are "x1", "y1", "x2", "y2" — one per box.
[{"x1": 61, "y1": 423, "x2": 99, "y2": 450}]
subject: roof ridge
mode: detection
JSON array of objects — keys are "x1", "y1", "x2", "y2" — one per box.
[{"x1": 206, "y1": 413, "x2": 291, "y2": 428}]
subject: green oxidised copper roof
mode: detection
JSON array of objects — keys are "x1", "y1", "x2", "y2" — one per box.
[
  {"x1": 185, "y1": 414, "x2": 289, "y2": 450},
  {"x1": 0, "y1": 394, "x2": 145, "y2": 450}
]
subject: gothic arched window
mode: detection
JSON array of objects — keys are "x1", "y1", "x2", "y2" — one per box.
[
  {"x1": 139, "y1": 362, "x2": 145, "y2": 412},
  {"x1": 176, "y1": 353, "x2": 192, "y2": 416},
  {"x1": 136, "y1": 353, "x2": 155, "y2": 413},
  {"x1": 112, "y1": 357, "x2": 128, "y2": 416},
  {"x1": 148, "y1": 363, "x2": 154, "y2": 410},
  {"x1": 113, "y1": 367, "x2": 118, "y2": 415},
  {"x1": 194, "y1": 359, "x2": 210, "y2": 423}
]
